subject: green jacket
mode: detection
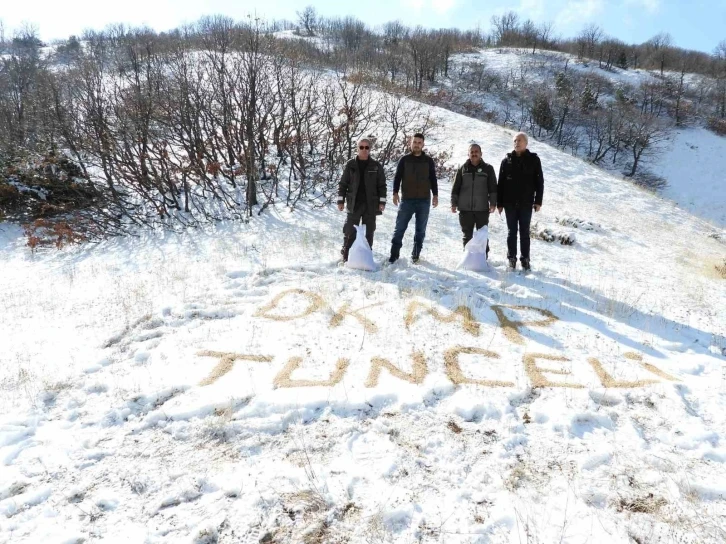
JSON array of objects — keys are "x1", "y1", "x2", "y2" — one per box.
[{"x1": 451, "y1": 159, "x2": 497, "y2": 211}]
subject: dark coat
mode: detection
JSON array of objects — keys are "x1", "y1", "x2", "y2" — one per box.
[
  {"x1": 451, "y1": 159, "x2": 498, "y2": 211},
  {"x1": 392, "y1": 152, "x2": 438, "y2": 200},
  {"x1": 338, "y1": 157, "x2": 387, "y2": 215},
  {"x1": 497, "y1": 150, "x2": 544, "y2": 208}
]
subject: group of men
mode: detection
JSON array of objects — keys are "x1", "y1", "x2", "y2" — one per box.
[{"x1": 337, "y1": 132, "x2": 544, "y2": 270}]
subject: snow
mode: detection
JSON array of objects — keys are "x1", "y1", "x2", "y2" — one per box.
[
  {"x1": 1, "y1": 100, "x2": 726, "y2": 542},
  {"x1": 651, "y1": 127, "x2": 726, "y2": 227},
  {"x1": 458, "y1": 47, "x2": 659, "y2": 88},
  {"x1": 451, "y1": 47, "x2": 726, "y2": 229},
  {"x1": 274, "y1": 29, "x2": 330, "y2": 52}
]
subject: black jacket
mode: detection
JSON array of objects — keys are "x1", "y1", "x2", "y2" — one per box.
[
  {"x1": 338, "y1": 157, "x2": 387, "y2": 215},
  {"x1": 451, "y1": 159, "x2": 497, "y2": 212},
  {"x1": 497, "y1": 150, "x2": 544, "y2": 208}
]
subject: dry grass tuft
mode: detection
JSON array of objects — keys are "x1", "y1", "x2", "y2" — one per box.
[
  {"x1": 491, "y1": 305, "x2": 558, "y2": 345},
  {"x1": 524, "y1": 353, "x2": 584, "y2": 389},
  {"x1": 255, "y1": 289, "x2": 326, "y2": 321},
  {"x1": 405, "y1": 301, "x2": 480, "y2": 336},
  {"x1": 365, "y1": 351, "x2": 427, "y2": 388},
  {"x1": 445, "y1": 346, "x2": 515, "y2": 387},
  {"x1": 329, "y1": 302, "x2": 382, "y2": 333},
  {"x1": 197, "y1": 351, "x2": 273, "y2": 386},
  {"x1": 274, "y1": 357, "x2": 349, "y2": 389}
]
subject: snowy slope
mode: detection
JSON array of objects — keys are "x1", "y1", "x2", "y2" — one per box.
[
  {"x1": 452, "y1": 47, "x2": 726, "y2": 229},
  {"x1": 468, "y1": 48, "x2": 658, "y2": 87},
  {"x1": 1, "y1": 104, "x2": 726, "y2": 543},
  {"x1": 651, "y1": 127, "x2": 726, "y2": 227}
]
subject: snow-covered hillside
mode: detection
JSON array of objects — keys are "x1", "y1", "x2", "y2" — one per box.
[
  {"x1": 1, "y1": 104, "x2": 725, "y2": 543},
  {"x1": 451, "y1": 47, "x2": 726, "y2": 229},
  {"x1": 651, "y1": 127, "x2": 726, "y2": 227},
  {"x1": 468, "y1": 48, "x2": 659, "y2": 87}
]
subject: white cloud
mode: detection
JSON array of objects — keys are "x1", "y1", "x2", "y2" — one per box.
[
  {"x1": 401, "y1": 0, "x2": 426, "y2": 11},
  {"x1": 401, "y1": 0, "x2": 455, "y2": 14},
  {"x1": 432, "y1": 0, "x2": 456, "y2": 13},
  {"x1": 624, "y1": 0, "x2": 660, "y2": 14},
  {"x1": 517, "y1": 0, "x2": 547, "y2": 19},
  {"x1": 556, "y1": 0, "x2": 605, "y2": 26}
]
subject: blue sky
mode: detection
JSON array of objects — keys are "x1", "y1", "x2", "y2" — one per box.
[{"x1": 2, "y1": 0, "x2": 724, "y2": 54}]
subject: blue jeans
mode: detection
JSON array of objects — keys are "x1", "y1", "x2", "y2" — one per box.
[
  {"x1": 504, "y1": 205, "x2": 533, "y2": 261},
  {"x1": 391, "y1": 198, "x2": 431, "y2": 257}
]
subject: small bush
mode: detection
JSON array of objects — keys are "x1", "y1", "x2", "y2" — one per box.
[
  {"x1": 716, "y1": 259, "x2": 726, "y2": 279},
  {"x1": 428, "y1": 146, "x2": 456, "y2": 180},
  {"x1": 23, "y1": 218, "x2": 87, "y2": 251},
  {"x1": 531, "y1": 223, "x2": 576, "y2": 245},
  {"x1": 0, "y1": 151, "x2": 96, "y2": 223},
  {"x1": 707, "y1": 117, "x2": 726, "y2": 137}
]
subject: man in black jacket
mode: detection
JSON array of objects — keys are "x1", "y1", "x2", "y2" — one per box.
[
  {"x1": 451, "y1": 143, "x2": 497, "y2": 256},
  {"x1": 389, "y1": 133, "x2": 439, "y2": 263},
  {"x1": 337, "y1": 138, "x2": 387, "y2": 261},
  {"x1": 497, "y1": 132, "x2": 544, "y2": 271}
]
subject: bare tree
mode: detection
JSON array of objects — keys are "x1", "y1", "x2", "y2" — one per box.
[
  {"x1": 714, "y1": 40, "x2": 726, "y2": 118},
  {"x1": 522, "y1": 20, "x2": 537, "y2": 52},
  {"x1": 491, "y1": 11, "x2": 520, "y2": 47},
  {"x1": 296, "y1": 5, "x2": 318, "y2": 37},
  {"x1": 383, "y1": 20, "x2": 406, "y2": 45},
  {"x1": 536, "y1": 22, "x2": 555, "y2": 54},
  {"x1": 578, "y1": 24, "x2": 604, "y2": 60},
  {"x1": 623, "y1": 109, "x2": 671, "y2": 177},
  {"x1": 647, "y1": 32, "x2": 673, "y2": 76}
]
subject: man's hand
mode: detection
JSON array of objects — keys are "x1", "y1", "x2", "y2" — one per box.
[
  {"x1": 534, "y1": 204, "x2": 541, "y2": 212},
  {"x1": 432, "y1": 195, "x2": 439, "y2": 208},
  {"x1": 379, "y1": 203, "x2": 385, "y2": 213},
  {"x1": 497, "y1": 206, "x2": 503, "y2": 214},
  {"x1": 337, "y1": 202, "x2": 344, "y2": 211},
  {"x1": 393, "y1": 193, "x2": 400, "y2": 206},
  {"x1": 451, "y1": 206, "x2": 457, "y2": 213},
  {"x1": 489, "y1": 205, "x2": 496, "y2": 213}
]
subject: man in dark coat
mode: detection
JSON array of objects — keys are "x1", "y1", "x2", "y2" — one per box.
[
  {"x1": 497, "y1": 132, "x2": 544, "y2": 271},
  {"x1": 389, "y1": 133, "x2": 439, "y2": 263},
  {"x1": 451, "y1": 143, "x2": 497, "y2": 257},
  {"x1": 337, "y1": 138, "x2": 387, "y2": 261}
]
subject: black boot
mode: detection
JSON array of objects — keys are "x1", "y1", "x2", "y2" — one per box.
[
  {"x1": 388, "y1": 248, "x2": 399, "y2": 263},
  {"x1": 340, "y1": 246, "x2": 349, "y2": 262},
  {"x1": 508, "y1": 258, "x2": 517, "y2": 269},
  {"x1": 411, "y1": 245, "x2": 421, "y2": 263},
  {"x1": 521, "y1": 258, "x2": 531, "y2": 271}
]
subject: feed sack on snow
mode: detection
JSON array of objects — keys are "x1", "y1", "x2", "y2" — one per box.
[
  {"x1": 346, "y1": 224, "x2": 377, "y2": 271},
  {"x1": 457, "y1": 226, "x2": 489, "y2": 271}
]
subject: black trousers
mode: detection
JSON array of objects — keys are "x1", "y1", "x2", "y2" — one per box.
[
  {"x1": 504, "y1": 205, "x2": 533, "y2": 261},
  {"x1": 343, "y1": 202, "x2": 376, "y2": 250},
  {"x1": 459, "y1": 211, "x2": 490, "y2": 254}
]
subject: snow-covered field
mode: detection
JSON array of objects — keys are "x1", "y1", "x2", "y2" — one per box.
[
  {"x1": 451, "y1": 47, "x2": 726, "y2": 229},
  {"x1": 652, "y1": 127, "x2": 726, "y2": 227},
  {"x1": 1, "y1": 105, "x2": 726, "y2": 543},
  {"x1": 467, "y1": 48, "x2": 659, "y2": 87}
]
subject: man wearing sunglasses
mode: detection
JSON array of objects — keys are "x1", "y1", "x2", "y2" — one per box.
[
  {"x1": 337, "y1": 138, "x2": 387, "y2": 262},
  {"x1": 389, "y1": 132, "x2": 438, "y2": 263}
]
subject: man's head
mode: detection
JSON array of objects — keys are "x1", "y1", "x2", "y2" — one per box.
[
  {"x1": 468, "y1": 143, "x2": 482, "y2": 165},
  {"x1": 513, "y1": 132, "x2": 528, "y2": 155},
  {"x1": 357, "y1": 138, "x2": 371, "y2": 160},
  {"x1": 411, "y1": 133, "x2": 425, "y2": 155}
]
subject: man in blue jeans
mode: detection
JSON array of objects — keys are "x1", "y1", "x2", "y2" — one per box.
[
  {"x1": 497, "y1": 132, "x2": 544, "y2": 271},
  {"x1": 389, "y1": 133, "x2": 439, "y2": 263}
]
